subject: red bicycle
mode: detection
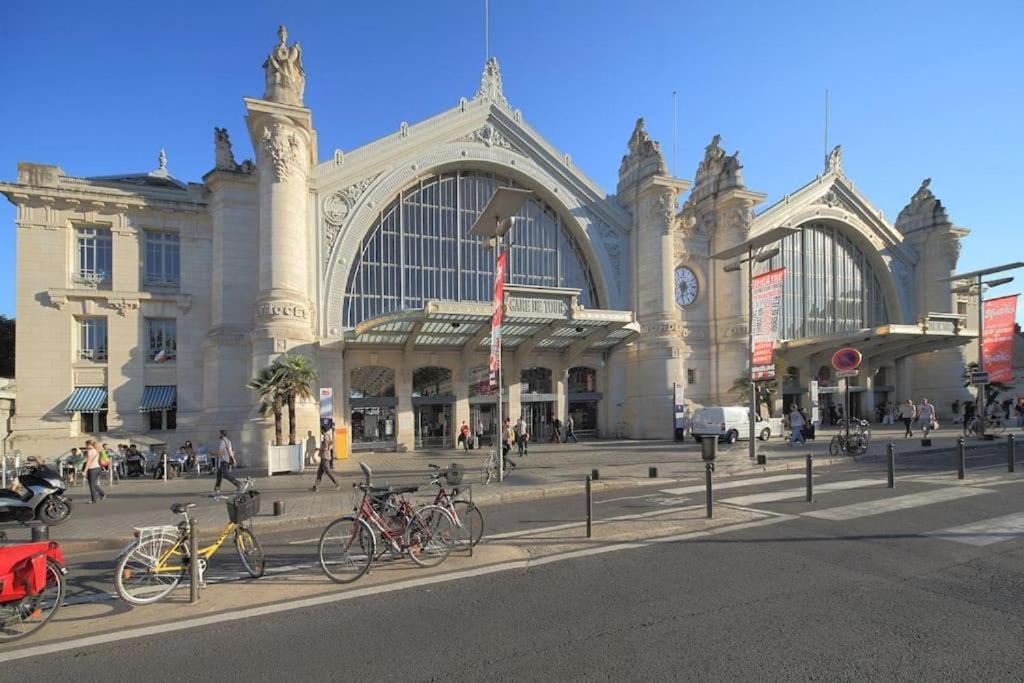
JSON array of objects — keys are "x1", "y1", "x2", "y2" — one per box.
[
  {"x1": 317, "y1": 463, "x2": 455, "y2": 584},
  {"x1": 0, "y1": 532, "x2": 67, "y2": 642},
  {"x1": 426, "y1": 463, "x2": 484, "y2": 547}
]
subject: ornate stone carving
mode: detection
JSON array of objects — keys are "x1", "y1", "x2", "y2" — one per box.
[
  {"x1": 214, "y1": 127, "x2": 236, "y2": 170},
  {"x1": 945, "y1": 233, "x2": 962, "y2": 267},
  {"x1": 618, "y1": 118, "x2": 667, "y2": 180},
  {"x1": 725, "y1": 203, "x2": 754, "y2": 239},
  {"x1": 825, "y1": 145, "x2": 843, "y2": 175},
  {"x1": 256, "y1": 301, "x2": 310, "y2": 322},
  {"x1": 261, "y1": 123, "x2": 303, "y2": 183},
  {"x1": 895, "y1": 178, "x2": 951, "y2": 232},
  {"x1": 657, "y1": 191, "x2": 677, "y2": 233},
  {"x1": 262, "y1": 25, "x2": 305, "y2": 106},
  {"x1": 323, "y1": 173, "x2": 383, "y2": 266},
  {"x1": 473, "y1": 57, "x2": 510, "y2": 109},
  {"x1": 689, "y1": 135, "x2": 743, "y2": 204},
  {"x1": 459, "y1": 122, "x2": 515, "y2": 151},
  {"x1": 333, "y1": 149, "x2": 344, "y2": 166},
  {"x1": 109, "y1": 298, "x2": 140, "y2": 317}
]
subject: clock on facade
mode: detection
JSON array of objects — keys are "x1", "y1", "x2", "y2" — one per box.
[{"x1": 674, "y1": 266, "x2": 699, "y2": 308}]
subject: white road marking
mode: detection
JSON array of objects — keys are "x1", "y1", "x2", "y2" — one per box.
[
  {"x1": 0, "y1": 513, "x2": 788, "y2": 664},
  {"x1": 804, "y1": 487, "x2": 992, "y2": 521},
  {"x1": 720, "y1": 479, "x2": 882, "y2": 506},
  {"x1": 595, "y1": 493, "x2": 659, "y2": 505},
  {"x1": 925, "y1": 512, "x2": 1024, "y2": 546},
  {"x1": 659, "y1": 474, "x2": 805, "y2": 496}
]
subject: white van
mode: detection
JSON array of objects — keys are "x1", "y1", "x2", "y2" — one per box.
[{"x1": 690, "y1": 407, "x2": 782, "y2": 443}]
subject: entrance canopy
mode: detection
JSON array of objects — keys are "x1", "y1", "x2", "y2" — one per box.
[
  {"x1": 776, "y1": 315, "x2": 975, "y2": 365},
  {"x1": 347, "y1": 286, "x2": 639, "y2": 356}
]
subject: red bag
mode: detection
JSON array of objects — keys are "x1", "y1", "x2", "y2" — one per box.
[{"x1": 0, "y1": 541, "x2": 64, "y2": 602}]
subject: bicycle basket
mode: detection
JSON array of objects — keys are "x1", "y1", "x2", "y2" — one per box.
[
  {"x1": 226, "y1": 490, "x2": 261, "y2": 524},
  {"x1": 443, "y1": 464, "x2": 464, "y2": 487}
]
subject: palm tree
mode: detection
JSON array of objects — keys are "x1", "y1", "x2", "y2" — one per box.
[
  {"x1": 247, "y1": 365, "x2": 285, "y2": 446},
  {"x1": 276, "y1": 354, "x2": 319, "y2": 445},
  {"x1": 730, "y1": 358, "x2": 788, "y2": 417}
]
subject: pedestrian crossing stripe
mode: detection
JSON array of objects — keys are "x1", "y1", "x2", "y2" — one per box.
[
  {"x1": 659, "y1": 474, "x2": 804, "y2": 496},
  {"x1": 925, "y1": 512, "x2": 1024, "y2": 546},
  {"x1": 803, "y1": 487, "x2": 992, "y2": 521},
  {"x1": 720, "y1": 479, "x2": 882, "y2": 507}
]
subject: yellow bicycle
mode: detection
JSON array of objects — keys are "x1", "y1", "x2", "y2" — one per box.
[{"x1": 115, "y1": 489, "x2": 265, "y2": 605}]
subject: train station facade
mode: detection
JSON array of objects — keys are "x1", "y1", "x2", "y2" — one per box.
[{"x1": 0, "y1": 27, "x2": 977, "y2": 462}]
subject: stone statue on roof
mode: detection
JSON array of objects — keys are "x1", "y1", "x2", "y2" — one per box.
[
  {"x1": 263, "y1": 25, "x2": 305, "y2": 106},
  {"x1": 214, "y1": 127, "x2": 237, "y2": 170},
  {"x1": 825, "y1": 145, "x2": 843, "y2": 175}
]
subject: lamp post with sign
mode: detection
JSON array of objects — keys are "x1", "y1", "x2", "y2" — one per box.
[
  {"x1": 832, "y1": 347, "x2": 863, "y2": 445},
  {"x1": 469, "y1": 187, "x2": 533, "y2": 482},
  {"x1": 940, "y1": 262, "x2": 1023, "y2": 438}
]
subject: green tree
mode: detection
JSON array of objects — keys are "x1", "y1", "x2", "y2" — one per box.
[
  {"x1": 276, "y1": 354, "x2": 318, "y2": 445},
  {"x1": 961, "y1": 361, "x2": 1010, "y2": 409},
  {"x1": 730, "y1": 358, "x2": 788, "y2": 417},
  {"x1": 247, "y1": 364, "x2": 285, "y2": 446},
  {"x1": 0, "y1": 315, "x2": 13, "y2": 377}
]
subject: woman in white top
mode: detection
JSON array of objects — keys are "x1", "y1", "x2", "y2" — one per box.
[{"x1": 83, "y1": 439, "x2": 106, "y2": 503}]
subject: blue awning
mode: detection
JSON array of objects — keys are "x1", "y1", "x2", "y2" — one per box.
[
  {"x1": 139, "y1": 385, "x2": 177, "y2": 413},
  {"x1": 64, "y1": 387, "x2": 108, "y2": 414}
]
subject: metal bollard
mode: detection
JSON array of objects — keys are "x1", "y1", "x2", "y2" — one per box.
[
  {"x1": 887, "y1": 443, "x2": 895, "y2": 489},
  {"x1": 648, "y1": 467, "x2": 658, "y2": 478},
  {"x1": 957, "y1": 437, "x2": 965, "y2": 480},
  {"x1": 273, "y1": 500, "x2": 285, "y2": 516},
  {"x1": 585, "y1": 475, "x2": 592, "y2": 538},
  {"x1": 1009, "y1": 434, "x2": 1016, "y2": 473},
  {"x1": 30, "y1": 523, "x2": 49, "y2": 542},
  {"x1": 163, "y1": 452, "x2": 168, "y2": 482},
  {"x1": 189, "y1": 518, "x2": 200, "y2": 603},
  {"x1": 805, "y1": 454, "x2": 813, "y2": 502},
  {"x1": 705, "y1": 462, "x2": 714, "y2": 519},
  {"x1": 591, "y1": 468, "x2": 600, "y2": 481}
]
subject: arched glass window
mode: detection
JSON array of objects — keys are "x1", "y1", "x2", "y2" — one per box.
[
  {"x1": 468, "y1": 366, "x2": 494, "y2": 397},
  {"x1": 521, "y1": 367, "x2": 552, "y2": 394},
  {"x1": 349, "y1": 366, "x2": 395, "y2": 399},
  {"x1": 343, "y1": 171, "x2": 600, "y2": 327},
  {"x1": 764, "y1": 222, "x2": 889, "y2": 339},
  {"x1": 412, "y1": 367, "x2": 453, "y2": 397},
  {"x1": 568, "y1": 367, "x2": 597, "y2": 394}
]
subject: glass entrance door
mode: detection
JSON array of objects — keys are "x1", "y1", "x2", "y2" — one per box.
[
  {"x1": 521, "y1": 401, "x2": 553, "y2": 443},
  {"x1": 415, "y1": 404, "x2": 452, "y2": 449}
]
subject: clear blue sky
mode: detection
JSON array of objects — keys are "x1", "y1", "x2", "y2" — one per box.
[{"x1": 3, "y1": 0, "x2": 1022, "y2": 323}]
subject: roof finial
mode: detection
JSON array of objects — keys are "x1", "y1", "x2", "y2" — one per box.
[
  {"x1": 158, "y1": 149, "x2": 167, "y2": 172},
  {"x1": 473, "y1": 57, "x2": 509, "y2": 109},
  {"x1": 825, "y1": 144, "x2": 843, "y2": 175},
  {"x1": 277, "y1": 24, "x2": 287, "y2": 46}
]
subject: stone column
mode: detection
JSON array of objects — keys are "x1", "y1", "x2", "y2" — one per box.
[{"x1": 396, "y1": 362, "x2": 414, "y2": 452}]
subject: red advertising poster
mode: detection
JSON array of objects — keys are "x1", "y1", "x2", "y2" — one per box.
[
  {"x1": 488, "y1": 251, "x2": 507, "y2": 389},
  {"x1": 750, "y1": 267, "x2": 786, "y2": 381},
  {"x1": 982, "y1": 295, "x2": 1018, "y2": 383}
]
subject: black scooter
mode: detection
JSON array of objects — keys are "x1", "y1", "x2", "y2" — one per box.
[{"x1": 0, "y1": 461, "x2": 73, "y2": 526}]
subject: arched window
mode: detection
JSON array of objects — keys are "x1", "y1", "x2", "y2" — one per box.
[
  {"x1": 764, "y1": 222, "x2": 889, "y2": 339},
  {"x1": 412, "y1": 367, "x2": 453, "y2": 397},
  {"x1": 349, "y1": 366, "x2": 395, "y2": 399},
  {"x1": 568, "y1": 367, "x2": 597, "y2": 394},
  {"x1": 468, "y1": 366, "x2": 494, "y2": 397},
  {"x1": 343, "y1": 171, "x2": 600, "y2": 327},
  {"x1": 521, "y1": 367, "x2": 552, "y2": 394}
]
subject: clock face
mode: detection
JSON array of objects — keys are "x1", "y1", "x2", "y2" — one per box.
[{"x1": 675, "y1": 266, "x2": 699, "y2": 308}]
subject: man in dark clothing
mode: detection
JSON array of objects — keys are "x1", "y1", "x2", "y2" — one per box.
[
  {"x1": 963, "y1": 401, "x2": 976, "y2": 436},
  {"x1": 551, "y1": 417, "x2": 563, "y2": 443}
]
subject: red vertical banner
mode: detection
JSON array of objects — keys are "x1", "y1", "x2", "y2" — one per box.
[
  {"x1": 750, "y1": 267, "x2": 786, "y2": 381},
  {"x1": 489, "y1": 251, "x2": 507, "y2": 389},
  {"x1": 982, "y1": 295, "x2": 1018, "y2": 382}
]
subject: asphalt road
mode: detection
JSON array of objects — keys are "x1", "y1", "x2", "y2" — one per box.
[{"x1": 12, "y1": 450, "x2": 1024, "y2": 680}]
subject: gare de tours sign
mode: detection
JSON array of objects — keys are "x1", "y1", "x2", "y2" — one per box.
[{"x1": 505, "y1": 296, "x2": 568, "y2": 316}]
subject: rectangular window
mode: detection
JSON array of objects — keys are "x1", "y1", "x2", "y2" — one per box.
[
  {"x1": 81, "y1": 405, "x2": 108, "y2": 433},
  {"x1": 687, "y1": 368, "x2": 697, "y2": 385},
  {"x1": 76, "y1": 226, "x2": 112, "y2": 284},
  {"x1": 79, "y1": 318, "x2": 108, "y2": 361},
  {"x1": 147, "y1": 319, "x2": 177, "y2": 362},
  {"x1": 149, "y1": 405, "x2": 177, "y2": 431},
  {"x1": 957, "y1": 301, "x2": 968, "y2": 317},
  {"x1": 144, "y1": 231, "x2": 180, "y2": 287}
]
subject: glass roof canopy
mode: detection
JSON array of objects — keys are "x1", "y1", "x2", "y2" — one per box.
[{"x1": 347, "y1": 298, "x2": 639, "y2": 354}]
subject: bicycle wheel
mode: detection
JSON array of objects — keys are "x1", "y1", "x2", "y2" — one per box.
[
  {"x1": 0, "y1": 558, "x2": 65, "y2": 642},
  {"x1": 235, "y1": 527, "x2": 265, "y2": 578},
  {"x1": 406, "y1": 505, "x2": 455, "y2": 568},
  {"x1": 115, "y1": 537, "x2": 185, "y2": 605},
  {"x1": 318, "y1": 516, "x2": 374, "y2": 584},
  {"x1": 829, "y1": 436, "x2": 840, "y2": 457},
  {"x1": 452, "y1": 500, "x2": 484, "y2": 547},
  {"x1": 852, "y1": 435, "x2": 867, "y2": 456},
  {"x1": 990, "y1": 420, "x2": 1007, "y2": 437}
]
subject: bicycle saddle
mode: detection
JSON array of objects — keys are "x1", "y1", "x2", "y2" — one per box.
[{"x1": 171, "y1": 502, "x2": 197, "y2": 514}]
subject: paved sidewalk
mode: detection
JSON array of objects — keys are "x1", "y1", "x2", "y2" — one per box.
[{"x1": 1, "y1": 424, "x2": 1015, "y2": 551}]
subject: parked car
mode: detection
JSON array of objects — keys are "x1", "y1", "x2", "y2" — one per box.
[{"x1": 690, "y1": 406, "x2": 783, "y2": 444}]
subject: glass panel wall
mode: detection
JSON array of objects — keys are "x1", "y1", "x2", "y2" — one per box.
[{"x1": 344, "y1": 171, "x2": 599, "y2": 328}]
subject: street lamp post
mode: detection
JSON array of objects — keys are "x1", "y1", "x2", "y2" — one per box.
[
  {"x1": 712, "y1": 226, "x2": 798, "y2": 461},
  {"x1": 469, "y1": 187, "x2": 533, "y2": 482},
  {"x1": 941, "y1": 262, "x2": 1023, "y2": 439}
]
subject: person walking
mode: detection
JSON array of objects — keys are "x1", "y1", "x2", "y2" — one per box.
[
  {"x1": 82, "y1": 439, "x2": 106, "y2": 504},
  {"x1": 501, "y1": 418, "x2": 516, "y2": 472},
  {"x1": 565, "y1": 414, "x2": 578, "y2": 443},
  {"x1": 551, "y1": 416, "x2": 563, "y2": 444},
  {"x1": 311, "y1": 426, "x2": 339, "y2": 492},
  {"x1": 515, "y1": 416, "x2": 527, "y2": 457},
  {"x1": 213, "y1": 429, "x2": 241, "y2": 493},
  {"x1": 788, "y1": 407, "x2": 806, "y2": 445},
  {"x1": 963, "y1": 401, "x2": 976, "y2": 436},
  {"x1": 458, "y1": 421, "x2": 470, "y2": 451},
  {"x1": 899, "y1": 399, "x2": 916, "y2": 438},
  {"x1": 951, "y1": 400, "x2": 961, "y2": 425},
  {"x1": 918, "y1": 398, "x2": 936, "y2": 438}
]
